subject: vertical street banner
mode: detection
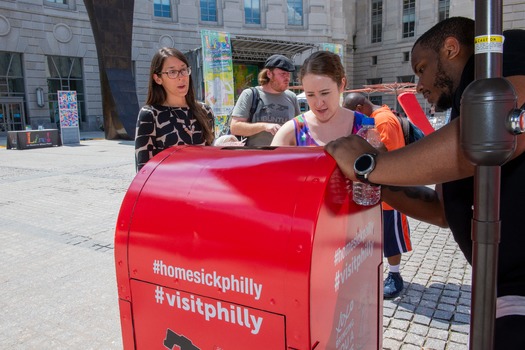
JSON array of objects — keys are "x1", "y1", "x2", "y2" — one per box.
[
  {"x1": 319, "y1": 43, "x2": 344, "y2": 62},
  {"x1": 57, "y1": 90, "x2": 80, "y2": 144},
  {"x1": 319, "y1": 43, "x2": 345, "y2": 105},
  {"x1": 200, "y1": 29, "x2": 235, "y2": 136}
]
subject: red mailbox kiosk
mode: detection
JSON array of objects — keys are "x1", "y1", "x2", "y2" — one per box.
[{"x1": 115, "y1": 146, "x2": 383, "y2": 350}]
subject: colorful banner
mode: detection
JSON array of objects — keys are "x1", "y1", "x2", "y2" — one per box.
[
  {"x1": 319, "y1": 44, "x2": 345, "y2": 105},
  {"x1": 57, "y1": 90, "x2": 79, "y2": 127},
  {"x1": 200, "y1": 30, "x2": 235, "y2": 136},
  {"x1": 57, "y1": 90, "x2": 80, "y2": 144}
]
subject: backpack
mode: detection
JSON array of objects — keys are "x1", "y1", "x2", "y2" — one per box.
[
  {"x1": 218, "y1": 87, "x2": 260, "y2": 137},
  {"x1": 395, "y1": 114, "x2": 425, "y2": 145}
]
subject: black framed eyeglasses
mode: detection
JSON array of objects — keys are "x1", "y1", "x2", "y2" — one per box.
[{"x1": 159, "y1": 67, "x2": 192, "y2": 79}]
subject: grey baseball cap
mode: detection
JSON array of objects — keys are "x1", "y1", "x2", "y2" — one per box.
[{"x1": 264, "y1": 54, "x2": 295, "y2": 72}]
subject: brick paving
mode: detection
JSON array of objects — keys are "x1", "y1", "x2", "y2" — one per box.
[
  {"x1": 382, "y1": 219, "x2": 471, "y2": 350},
  {"x1": 0, "y1": 132, "x2": 471, "y2": 349}
]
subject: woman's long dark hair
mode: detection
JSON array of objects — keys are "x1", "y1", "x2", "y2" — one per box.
[{"x1": 146, "y1": 47, "x2": 214, "y2": 145}]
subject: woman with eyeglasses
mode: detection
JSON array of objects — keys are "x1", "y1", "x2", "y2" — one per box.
[{"x1": 135, "y1": 47, "x2": 215, "y2": 171}]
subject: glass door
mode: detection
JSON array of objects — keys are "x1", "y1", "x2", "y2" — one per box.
[{"x1": 0, "y1": 98, "x2": 26, "y2": 131}]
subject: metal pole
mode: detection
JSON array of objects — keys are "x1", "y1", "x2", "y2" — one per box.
[
  {"x1": 462, "y1": 1, "x2": 516, "y2": 349},
  {"x1": 469, "y1": 166, "x2": 500, "y2": 349}
]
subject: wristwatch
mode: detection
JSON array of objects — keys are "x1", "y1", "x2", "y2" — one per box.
[{"x1": 353, "y1": 153, "x2": 378, "y2": 184}]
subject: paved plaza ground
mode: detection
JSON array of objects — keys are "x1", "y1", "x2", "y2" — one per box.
[{"x1": 0, "y1": 132, "x2": 471, "y2": 349}]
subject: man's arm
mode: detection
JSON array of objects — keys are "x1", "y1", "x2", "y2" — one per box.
[
  {"x1": 325, "y1": 117, "x2": 474, "y2": 186},
  {"x1": 229, "y1": 88, "x2": 282, "y2": 136},
  {"x1": 230, "y1": 118, "x2": 281, "y2": 136},
  {"x1": 381, "y1": 184, "x2": 448, "y2": 228}
]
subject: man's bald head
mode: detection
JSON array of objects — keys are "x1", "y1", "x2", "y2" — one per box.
[
  {"x1": 343, "y1": 93, "x2": 376, "y2": 116},
  {"x1": 343, "y1": 93, "x2": 367, "y2": 110}
]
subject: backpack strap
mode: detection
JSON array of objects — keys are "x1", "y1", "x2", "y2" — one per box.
[
  {"x1": 396, "y1": 115, "x2": 410, "y2": 145},
  {"x1": 248, "y1": 87, "x2": 260, "y2": 123},
  {"x1": 220, "y1": 88, "x2": 260, "y2": 137}
]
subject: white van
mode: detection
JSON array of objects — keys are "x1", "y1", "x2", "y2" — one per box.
[{"x1": 297, "y1": 92, "x2": 309, "y2": 112}]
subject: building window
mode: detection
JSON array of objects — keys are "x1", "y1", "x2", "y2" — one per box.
[
  {"x1": 371, "y1": 56, "x2": 378, "y2": 65},
  {"x1": 397, "y1": 75, "x2": 415, "y2": 83},
  {"x1": 46, "y1": 56, "x2": 86, "y2": 124},
  {"x1": 370, "y1": 96, "x2": 382, "y2": 105},
  {"x1": 244, "y1": 0, "x2": 261, "y2": 25},
  {"x1": 0, "y1": 52, "x2": 25, "y2": 99},
  {"x1": 44, "y1": 0, "x2": 77, "y2": 11},
  {"x1": 200, "y1": 0, "x2": 217, "y2": 22},
  {"x1": 371, "y1": 0, "x2": 382, "y2": 43},
  {"x1": 367, "y1": 78, "x2": 382, "y2": 85},
  {"x1": 439, "y1": 0, "x2": 450, "y2": 22},
  {"x1": 0, "y1": 52, "x2": 26, "y2": 131},
  {"x1": 287, "y1": 0, "x2": 303, "y2": 26},
  {"x1": 403, "y1": 51, "x2": 410, "y2": 62},
  {"x1": 44, "y1": 0, "x2": 76, "y2": 10},
  {"x1": 154, "y1": 0, "x2": 171, "y2": 18},
  {"x1": 402, "y1": 0, "x2": 415, "y2": 38}
]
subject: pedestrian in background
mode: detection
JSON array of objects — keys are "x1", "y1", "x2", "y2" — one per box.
[
  {"x1": 135, "y1": 47, "x2": 215, "y2": 171},
  {"x1": 343, "y1": 93, "x2": 412, "y2": 299},
  {"x1": 230, "y1": 54, "x2": 300, "y2": 146}
]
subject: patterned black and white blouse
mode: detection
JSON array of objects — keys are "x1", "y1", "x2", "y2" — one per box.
[{"x1": 135, "y1": 103, "x2": 214, "y2": 171}]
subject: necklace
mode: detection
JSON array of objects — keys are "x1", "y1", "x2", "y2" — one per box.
[
  {"x1": 170, "y1": 107, "x2": 195, "y2": 138},
  {"x1": 181, "y1": 121, "x2": 194, "y2": 137}
]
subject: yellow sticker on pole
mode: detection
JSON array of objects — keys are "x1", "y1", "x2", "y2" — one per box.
[{"x1": 474, "y1": 35, "x2": 504, "y2": 54}]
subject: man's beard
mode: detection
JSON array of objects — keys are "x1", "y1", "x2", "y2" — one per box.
[
  {"x1": 434, "y1": 60, "x2": 455, "y2": 111},
  {"x1": 269, "y1": 79, "x2": 286, "y2": 93}
]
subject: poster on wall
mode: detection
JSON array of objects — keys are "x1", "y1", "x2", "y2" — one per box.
[
  {"x1": 200, "y1": 29, "x2": 235, "y2": 137},
  {"x1": 57, "y1": 90, "x2": 80, "y2": 145}
]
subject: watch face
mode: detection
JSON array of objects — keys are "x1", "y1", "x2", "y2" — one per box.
[{"x1": 354, "y1": 154, "x2": 374, "y2": 174}]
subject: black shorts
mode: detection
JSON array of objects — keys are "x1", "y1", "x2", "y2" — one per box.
[{"x1": 495, "y1": 314, "x2": 525, "y2": 348}]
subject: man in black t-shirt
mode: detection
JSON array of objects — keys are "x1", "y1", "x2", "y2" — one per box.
[{"x1": 325, "y1": 17, "x2": 525, "y2": 348}]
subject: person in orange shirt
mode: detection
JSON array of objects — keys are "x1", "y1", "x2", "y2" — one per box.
[{"x1": 343, "y1": 93, "x2": 412, "y2": 299}]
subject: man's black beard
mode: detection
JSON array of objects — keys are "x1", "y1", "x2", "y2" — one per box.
[{"x1": 434, "y1": 60, "x2": 455, "y2": 111}]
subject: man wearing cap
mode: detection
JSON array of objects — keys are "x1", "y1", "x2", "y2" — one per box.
[
  {"x1": 230, "y1": 54, "x2": 300, "y2": 146},
  {"x1": 325, "y1": 17, "x2": 525, "y2": 348}
]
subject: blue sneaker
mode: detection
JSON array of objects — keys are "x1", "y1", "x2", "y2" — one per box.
[{"x1": 384, "y1": 272, "x2": 404, "y2": 299}]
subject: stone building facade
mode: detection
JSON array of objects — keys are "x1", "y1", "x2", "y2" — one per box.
[{"x1": 0, "y1": 0, "x2": 523, "y2": 132}]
